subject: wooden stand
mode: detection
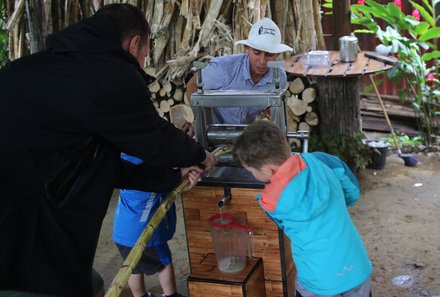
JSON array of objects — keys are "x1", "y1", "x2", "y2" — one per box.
[
  {"x1": 188, "y1": 254, "x2": 265, "y2": 297},
  {"x1": 182, "y1": 186, "x2": 296, "y2": 297}
]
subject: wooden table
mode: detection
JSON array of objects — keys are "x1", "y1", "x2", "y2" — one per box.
[{"x1": 285, "y1": 51, "x2": 395, "y2": 138}]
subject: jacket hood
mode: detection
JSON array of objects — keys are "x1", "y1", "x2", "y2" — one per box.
[
  {"x1": 46, "y1": 12, "x2": 123, "y2": 54},
  {"x1": 45, "y1": 12, "x2": 155, "y2": 84}
]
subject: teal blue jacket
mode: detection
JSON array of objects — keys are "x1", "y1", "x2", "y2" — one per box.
[{"x1": 257, "y1": 152, "x2": 372, "y2": 295}]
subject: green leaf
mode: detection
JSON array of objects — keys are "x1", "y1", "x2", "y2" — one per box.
[
  {"x1": 409, "y1": 1, "x2": 435, "y2": 27},
  {"x1": 422, "y1": 51, "x2": 440, "y2": 61},
  {"x1": 419, "y1": 28, "x2": 440, "y2": 42},
  {"x1": 414, "y1": 22, "x2": 430, "y2": 35},
  {"x1": 387, "y1": 2, "x2": 403, "y2": 19},
  {"x1": 365, "y1": 0, "x2": 389, "y2": 15},
  {"x1": 419, "y1": 0, "x2": 433, "y2": 11}
]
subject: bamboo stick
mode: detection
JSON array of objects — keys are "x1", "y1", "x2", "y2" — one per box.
[
  {"x1": 43, "y1": 0, "x2": 52, "y2": 34},
  {"x1": 6, "y1": 0, "x2": 25, "y2": 31},
  {"x1": 104, "y1": 145, "x2": 232, "y2": 297},
  {"x1": 190, "y1": 0, "x2": 223, "y2": 54},
  {"x1": 312, "y1": 0, "x2": 326, "y2": 50}
]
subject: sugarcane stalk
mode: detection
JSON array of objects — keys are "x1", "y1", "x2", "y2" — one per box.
[{"x1": 104, "y1": 145, "x2": 232, "y2": 297}]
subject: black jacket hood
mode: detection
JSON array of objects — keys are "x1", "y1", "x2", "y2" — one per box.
[
  {"x1": 45, "y1": 12, "x2": 154, "y2": 83},
  {"x1": 46, "y1": 12, "x2": 121, "y2": 54}
]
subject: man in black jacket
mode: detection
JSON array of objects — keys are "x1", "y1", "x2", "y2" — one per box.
[{"x1": 0, "y1": 4, "x2": 216, "y2": 297}]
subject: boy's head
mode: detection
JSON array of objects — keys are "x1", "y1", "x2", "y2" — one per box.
[{"x1": 233, "y1": 120, "x2": 291, "y2": 182}]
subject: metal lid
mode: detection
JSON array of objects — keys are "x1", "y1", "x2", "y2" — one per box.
[{"x1": 339, "y1": 34, "x2": 358, "y2": 42}]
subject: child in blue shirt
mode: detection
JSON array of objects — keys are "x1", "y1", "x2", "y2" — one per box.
[
  {"x1": 113, "y1": 123, "x2": 196, "y2": 297},
  {"x1": 232, "y1": 120, "x2": 373, "y2": 297}
]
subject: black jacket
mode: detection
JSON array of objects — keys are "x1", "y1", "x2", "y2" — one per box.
[{"x1": 0, "y1": 12, "x2": 205, "y2": 297}]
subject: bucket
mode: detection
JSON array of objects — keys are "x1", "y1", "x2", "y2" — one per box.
[
  {"x1": 367, "y1": 140, "x2": 389, "y2": 170},
  {"x1": 208, "y1": 213, "x2": 253, "y2": 274}
]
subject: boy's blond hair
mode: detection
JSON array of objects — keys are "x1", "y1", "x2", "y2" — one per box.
[{"x1": 233, "y1": 120, "x2": 291, "y2": 169}]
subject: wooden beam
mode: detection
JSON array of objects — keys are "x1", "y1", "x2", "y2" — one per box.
[{"x1": 332, "y1": 0, "x2": 351, "y2": 50}]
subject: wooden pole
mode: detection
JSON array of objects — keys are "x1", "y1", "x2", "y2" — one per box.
[
  {"x1": 104, "y1": 145, "x2": 232, "y2": 297},
  {"x1": 332, "y1": 0, "x2": 351, "y2": 50}
]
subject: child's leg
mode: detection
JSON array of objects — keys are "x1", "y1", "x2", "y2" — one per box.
[
  {"x1": 128, "y1": 273, "x2": 147, "y2": 297},
  {"x1": 158, "y1": 263, "x2": 177, "y2": 296},
  {"x1": 115, "y1": 243, "x2": 158, "y2": 297}
]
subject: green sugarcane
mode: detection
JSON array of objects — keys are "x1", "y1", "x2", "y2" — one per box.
[{"x1": 105, "y1": 145, "x2": 232, "y2": 297}]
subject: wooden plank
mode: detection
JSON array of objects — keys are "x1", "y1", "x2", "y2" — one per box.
[
  {"x1": 188, "y1": 254, "x2": 266, "y2": 297},
  {"x1": 245, "y1": 261, "x2": 266, "y2": 297},
  {"x1": 285, "y1": 51, "x2": 394, "y2": 78}
]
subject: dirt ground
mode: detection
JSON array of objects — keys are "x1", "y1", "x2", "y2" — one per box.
[{"x1": 94, "y1": 152, "x2": 440, "y2": 297}]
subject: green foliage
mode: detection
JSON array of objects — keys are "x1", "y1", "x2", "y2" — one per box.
[
  {"x1": 0, "y1": 0, "x2": 8, "y2": 68},
  {"x1": 322, "y1": 0, "x2": 333, "y2": 15},
  {"x1": 383, "y1": 133, "x2": 424, "y2": 148},
  {"x1": 304, "y1": 133, "x2": 372, "y2": 172},
  {"x1": 351, "y1": 0, "x2": 440, "y2": 145}
]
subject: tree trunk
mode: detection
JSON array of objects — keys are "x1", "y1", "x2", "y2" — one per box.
[{"x1": 316, "y1": 77, "x2": 361, "y2": 138}]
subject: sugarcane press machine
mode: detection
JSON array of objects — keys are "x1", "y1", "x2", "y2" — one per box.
[{"x1": 191, "y1": 61, "x2": 309, "y2": 188}]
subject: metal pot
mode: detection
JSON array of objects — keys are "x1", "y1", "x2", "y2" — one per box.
[{"x1": 339, "y1": 34, "x2": 360, "y2": 62}]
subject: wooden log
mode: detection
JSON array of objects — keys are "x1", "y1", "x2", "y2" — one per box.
[
  {"x1": 173, "y1": 88, "x2": 184, "y2": 101},
  {"x1": 145, "y1": 67, "x2": 156, "y2": 77},
  {"x1": 163, "y1": 80, "x2": 173, "y2": 94},
  {"x1": 159, "y1": 99, "x2": 171, "y2": 113},
  {"x1": 184, "y1": 92, "x2": 191, "y2": 106},
  {"x1": 148, "y1": 81, "x2": 161, "y2": 93},
  {"x1": 169, "y1": 103, "x2": 195, "y2": 129},
  {"x1": 287, "y1": 96, "x2": 307, "y2": 116},
  {"x1": 159, "y1": 87, "x2": 167, "y2": 98},
  {"x1": 302, "y1": 87, "x2": 316, "y2": 104},
  {"x1": 156, "y1": 108, "x2": 164, "y2": 117},
  {"x1": 298, "y1": 122, "x2": 310, "y2": 131},
  {"x1": 289, "y1": 77, "x2": 305, "y2": 94},
  {"x1": 305, "y1": 111, "x2": 319, "y2": 126},
  {"x1": 287, "y1": 109, "x2": 299, "y2": 132}
]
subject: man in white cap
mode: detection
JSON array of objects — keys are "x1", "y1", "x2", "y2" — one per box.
[{"x1": 186, "y1": 18, "x2": 293, "y2": 124}]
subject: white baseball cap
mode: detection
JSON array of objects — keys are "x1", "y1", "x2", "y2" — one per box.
[{"x1": 235, "y1": 18, "x2": 293, "y2": 54}]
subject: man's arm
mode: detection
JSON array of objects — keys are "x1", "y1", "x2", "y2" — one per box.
[{"x1": 186, "y1": 75, "x2": 198, "y2": 101}]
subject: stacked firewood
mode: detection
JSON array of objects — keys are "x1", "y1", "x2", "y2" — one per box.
[{"x1": 285, "y1": 77, "x2": 319, "y2": 132}]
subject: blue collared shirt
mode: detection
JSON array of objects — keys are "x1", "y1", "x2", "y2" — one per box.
[{"x1": 201, "y1": 54, "x2": 287, "y2": 124}]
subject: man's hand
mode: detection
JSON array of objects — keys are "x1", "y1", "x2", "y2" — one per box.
[
  {"x1": 201, "y1": 150, "x2": 218, "y2": 172},
  {"x1": 180, "y1": 166, "x2": 204, "y2": 192},
  {"x1": 180, "y1": 121, "x2": 195, "y2": 137}
]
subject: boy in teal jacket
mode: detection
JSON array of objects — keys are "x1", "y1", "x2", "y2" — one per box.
[{"x1": 233, "y1": 120, "x2": 373, "y2": 297}]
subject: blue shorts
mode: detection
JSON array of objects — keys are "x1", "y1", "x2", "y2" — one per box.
[{"x1": 115, "y1": 242, "x2": 172, "y2": 275}]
